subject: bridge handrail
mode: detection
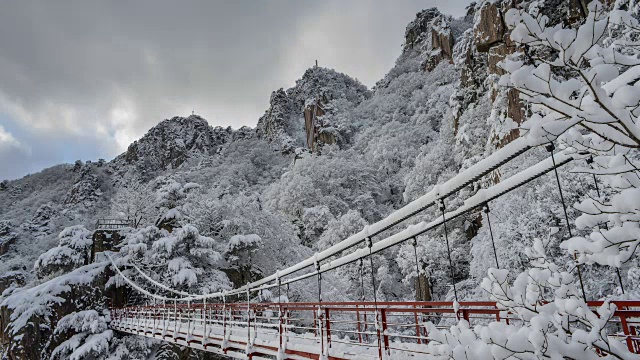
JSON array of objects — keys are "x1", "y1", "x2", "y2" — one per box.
[
  {"x1": 242, "y1": 137, "x2": 532, "y2": 292},
  {"x1": 109, "y1": 300, "x2": 640, "y2": 356},
  {"x1": 108, "y1": 143, "x2": 577, "y2": 302},
  {"x1": 241, "y1": 150, "x2": 575, "y2": 294},
  {"x1": 107, "y1": 138, "x2": 576, "y2": 302},
  {"x1": 96, "y1": 218, "x2": 135, "y2": 230}
]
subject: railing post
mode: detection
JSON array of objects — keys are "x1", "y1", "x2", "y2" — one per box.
[
  {"x1": 187, "y1": 299, "x2": 192, "y2": 344},
  {"x1": 222, "y1": 294, "x2": 228, "y2": 352},
  {"x1": 356, "y1": 305, "x2": 363, "y2": 343},
  {"x1": 325, "y1": 307, "x2": 331, "y2": 349},
  {"x1": 203, "y1": 297, "x2": 208, "y2": 348},
  {"x1": 620, "y1": 308, "x2": 637, "y2": 353},
  {"x1": 278, "y1": 278, "x2": 284, "y2": 355},
  {"x1": 414, "y1": 306, "x2": 422, "y2": 344},
  {"x1": 246, "y1": 285, "x2": 253, "y2": 358},
  {"x1": 313, "y1": 307, "x2": 318, "y2": 337},
  {"x1": 162, "y1": 300, "x2": 166, "y2": 338},
  {"x1": 381, "y1": 308, "x2": 389, "y2": 354},
  {"x1": 174, "y1": 300, "x2": 178, "y2": 338},
  {"x1": 153, "y1": 305, "x2": 156, "y2": 336}
]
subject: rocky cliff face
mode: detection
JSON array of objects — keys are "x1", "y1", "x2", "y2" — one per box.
[
  {"x1": 256, "y1": 67, "x2": 370, "y2": 153},
  {"x1": 115, "y1": 115, "x2": 238, "y2": 173}
]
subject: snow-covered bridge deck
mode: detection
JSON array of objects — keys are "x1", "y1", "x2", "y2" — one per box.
[
  {"x1": 108, "y1": 140, "x2": 640, "y2": 358},
  {"x1": 110, "y1": 301, "x2": 640, "y2": 359}
]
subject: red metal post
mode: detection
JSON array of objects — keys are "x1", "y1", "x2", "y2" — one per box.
[
  {"x1": 414, "y1": 306, "x2": 422, "y2": 344},
  {"x1": 278, "y1": 303, "x2": 283, "y2": 351},
  {"x1": 325, "y1": 307, "x2": 331, "y2": 348},
  {"x1": 313, "y1": 309, "x2": 318, "y2": 337},
  {"x1": 356, "y1": 305, "x2": 363, "y2": 343},
  {"x1": 381, "y1": 309, "x2": 389, "y2": 352},
  {"x1": 462, "y1": 309, "x2": 470, "y2": 322}
]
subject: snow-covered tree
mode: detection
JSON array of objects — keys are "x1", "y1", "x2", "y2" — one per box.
[
  {"x1": 500, "y1": 1, "x2": 640, "y2": 278},
  {"x1": 109, "y1": 183, "x2": 156, "y2": 228},
  {"x1": 423, "y1": 237, "x2": 634, "y2": 359},
  {"x1": 51, "y1": 310, "x2": 112, "y2": 360},
  {"x1": 222, "y1": 233, "x2": 262, "y2": 285},
  {"x1": 117, "y1": 224, "x2": 231, "y2": 295},
  {"x1": 34, "y1": 225, "x2": 93, "y2": 279},
  {"x1": 417, "y1": 2, "x2": 640, "y2": 358}
]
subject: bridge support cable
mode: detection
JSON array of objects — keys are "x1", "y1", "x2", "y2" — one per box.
[
  {"x1": 107, "y1": 142, "x2": 539, "y2": 305},
  {"x1": 366, "y1": 237, "x2": 383, "y2": 358},
  {"x1": 130, "y1": 262, "x2": 191, "y2": 297},
  {"x1": 316, "y1": 262, "x2": 322, "y2": 303},
  {"x1": 203, "y1": 297, "x2": 207, "y2": 348},
  {"x1": 586, "y1": 156, "x2": 626, "y2": 295},
  {"x1": 484, "y1": 203, "x2": 500, "y2": 269},
  {"x1": 232, "y1": 139, "x2": 532, "y2": 295},
  {"x1": 547, "y1": 143, "x2": 587, "y2": 303},
  {"x1": 411, "y1": 237, "x2": 423, "y2": 300},
  {"x1": 257, "y1": 151, "x2": 577, "y2": 296},
  {"x1": 246, "y1": 284, "x2": 251, "y2": 354},
  {"x1": 315, "y1": 261, "x2": 326, "y2": 355},
  {"x1": 439, "y1": 199, "x2": 459, "y2": 303},
  {"x1": 357, "y1": 258, "x2": 368, "y2": 343},
  {"x1": 107, "y1": 149, "x2": 575, "y2": 308}
]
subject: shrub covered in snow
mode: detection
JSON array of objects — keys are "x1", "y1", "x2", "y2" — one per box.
[
  {"x1": 51, "y1": 310, "x2": 113, "y2": 360},
  {"x1": 34, "y1": 225, "x2": 93, "y2": 279},
  {"x1": 116, "y1": 224, "x2": 231, "y2": 295}
]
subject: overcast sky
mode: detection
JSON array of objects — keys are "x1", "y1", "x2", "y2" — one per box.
[{"x1": 0, "y1": 1, "x2": 469, "y2": 180}]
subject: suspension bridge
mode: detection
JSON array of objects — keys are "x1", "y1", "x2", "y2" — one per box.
[{"x1": 107, "y1": 137, "x2": 640, "y2": 359}]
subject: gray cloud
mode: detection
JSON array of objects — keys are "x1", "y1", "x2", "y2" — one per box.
[{"x1": 0, "y1": 0, "x2": 469, "y2": 179}]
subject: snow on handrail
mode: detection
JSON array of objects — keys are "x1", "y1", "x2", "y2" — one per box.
[
  {"x1": 108, "y1": 141, "x2": 568, "y2": 302},
  {"x1": 96, "y1": 218, "x2": 135, "y2": 230},
  {"x1": 130, "y1": 261, "x2": 192, "y2": 297},
  {"x1": 235, "y1": 137, "x2": 532, "y2": 294},
  {"x1": 107, "y1": 253, "x2": 170, "y2": 302},
  {"x1": 243, "y1": 150, "x2": 575, "y2": 293}
]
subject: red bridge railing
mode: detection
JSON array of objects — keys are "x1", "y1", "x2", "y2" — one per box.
[{"x1": 110, "y1": 300, "x2": 640, "y2": 359}]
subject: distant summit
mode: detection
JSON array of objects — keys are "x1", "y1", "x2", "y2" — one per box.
[
  {"x1": 256, "y1": 66, "x2": 370, "y2": 153},
  {"x1": 113, "y1": 115, "x2": 251, "y2": 173}
]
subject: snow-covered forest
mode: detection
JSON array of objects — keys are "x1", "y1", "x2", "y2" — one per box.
[{"x1": 2, "y1": 0, "x2": 640, "y2": 359}]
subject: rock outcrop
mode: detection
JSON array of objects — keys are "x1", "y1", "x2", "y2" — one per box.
[
  {"x1": 0, "y1": 271, "x2": 25, "y2": 295},
  {"x1": 115, "y1": 115, "x2": 235, "y2": 172},
  {"x1": 474, "y1": 1, "x2": 506, "y2": 52},
  {"x1": 0, "y1": 221, "x2": 17, "y2": 256},
  {"x1": 0, "y1": 263, "x2": 108, "y2": 360},
  {"x1": 256, "y1": 67, "x2": 370, "y2": 153},
  {"x1": 404, "y1": 8, "x2": 443, "y2": 50}
]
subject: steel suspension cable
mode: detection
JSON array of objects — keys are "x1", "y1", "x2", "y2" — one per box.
[
  {"x1": 411, "y1": 237, "x2": 423, "y2": 300},
  {"x1": 316, "y1": 262, "x2": 322, "y2": 303},
  {"x1": 439, "y1": 199, "x2": 459, "y2": 302},
  {"x1": 278, "y1": 278, "x2": 282, "y2": 304},
  {"x1": 366, "y1": 237, "x2": 382, "y2": 357},
  {"x1": 359, "y1": 258, "x2": 366, "y2": 301},
  {"x1": 548, "y1": 143, "x2": 587, "y2": 303},
  {"x1": 366, "y1": 237, "x2": 379, "y2": 308},
  {"x1": 109, "y1": 149, "x2": 575, "y2": 307},
  {"x1": 484, "y1": 203, "x2": 500, "y2": 269}
]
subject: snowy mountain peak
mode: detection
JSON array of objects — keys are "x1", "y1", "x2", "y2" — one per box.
[
  {"x1": 257, "y1": 66, "x2": 370, "y2": 153},
  {"x1": 404, "y1": 8, "x2": 444, "y2": 50},
  {"x1": 115, "y1": 115, "x2": 235, "y2": 172}
]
